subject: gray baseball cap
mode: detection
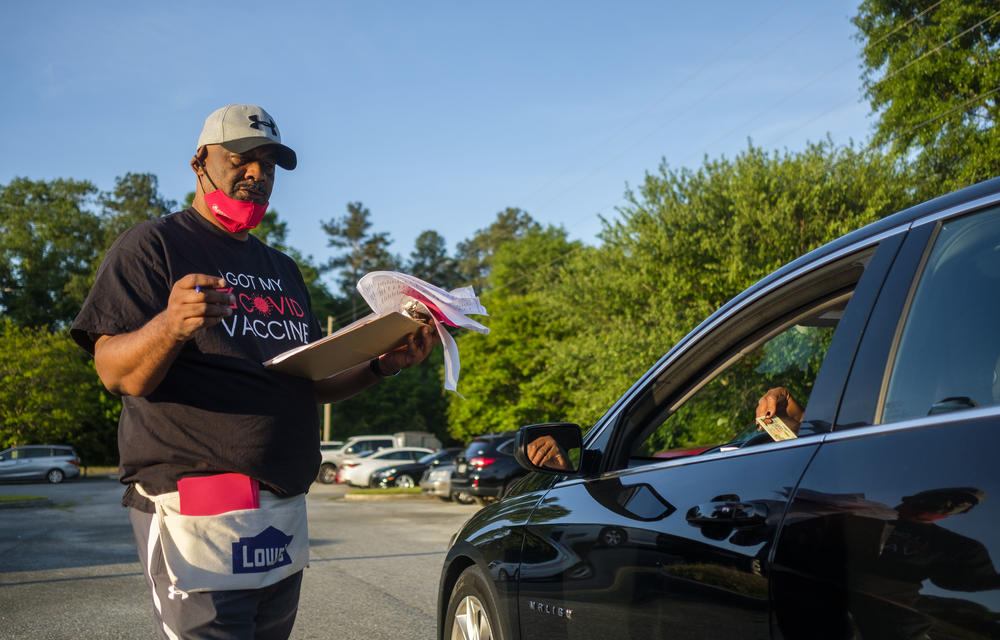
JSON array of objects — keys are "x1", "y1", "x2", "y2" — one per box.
[{"x1": 196, "y1": 104, "x2": 297, "y2": 170}]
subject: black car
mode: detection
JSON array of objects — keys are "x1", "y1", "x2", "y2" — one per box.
[
  {"x1": 450, "y1": 433, "x2": 524, "y2": 505},
  {"x1": 370, "y1": 448, "x2": 462, "y2": 488},
  {"x1": 438, "y1": 178, "x2": 1000, "y2": 639}
]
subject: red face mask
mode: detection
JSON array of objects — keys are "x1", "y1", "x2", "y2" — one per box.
[{"x1": 203, "y1": 189, "x2": 268, "y2": 233}]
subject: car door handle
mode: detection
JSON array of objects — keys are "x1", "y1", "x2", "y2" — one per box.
[{"x1": 686, "y1": 501, "x2": 767, "y2": 527}]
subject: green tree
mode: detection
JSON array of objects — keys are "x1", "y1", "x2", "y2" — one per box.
[
  {"x1": 408, "y1": 230, "x2": 462, "y2": 290},
  {"x1": 251, "y1": 209, "x2": 343, "y2": 323},
  {"x1": 455, "y1": 208, "x2": 540, "y2": 290},
  {"x1": 65, "y1": 173, "x2": 176, "y2": 305},
  {"x1": 97, "y1": 172, "x2": 176, "y2": 245},
  {"x1": 320, "y1": 202, "x2": 399, "y2": 319},
  {"x1": 518, "y1": 141, "x2": 911, "y2": 431},
  {"x1": 0, "y1": 178, "x2": 101, "y2": 329},
  {"x1": 854, "y1": 0, "x2": 1000, "y2": 196},
  {"x1": 0, "y1": 319, "x2": 119, "y2": 464},
  {"x1": 447, "y1": 226, "x2": 581, "y2": 441}
]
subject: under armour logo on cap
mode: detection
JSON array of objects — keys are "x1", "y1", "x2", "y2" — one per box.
[
  {"x1": 248, "y1": 114, "x2": 278, "y2": 136},
  {"x1": 196, "y1": 104, "x2": 297, "y2": 170}
]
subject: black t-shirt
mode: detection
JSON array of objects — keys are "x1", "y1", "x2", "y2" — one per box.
[{"x1": 71, "y1": 208, "x2": 323, "y2": 510}]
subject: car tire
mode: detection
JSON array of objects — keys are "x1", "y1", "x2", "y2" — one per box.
[
  {"x1": 445, "y1": 565, "x2": 505, "y2": 640},
  {"x1": 454, "y1": 491, "x2": 475, "y2": 505},
  {"x1": 394, "y1": 474, "x2": 415, "y2": 488},
  {"x1": 317, "y1": 464, "x2": 337, "y2": 485},
  {"x1": 46, "y1": 468, "x2": 65, "y2": 484},
  {"x1": 599, "y1": 526, "x2": 627, "y2": 547}
]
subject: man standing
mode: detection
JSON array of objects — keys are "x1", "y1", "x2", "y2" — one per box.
[{"x1": 71, "y1": 104, "x2": 436, "y2": 639}]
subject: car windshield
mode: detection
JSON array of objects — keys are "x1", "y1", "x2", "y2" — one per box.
[{"x1": 463, "y1": 440, "x2": 492, "y2": 457}]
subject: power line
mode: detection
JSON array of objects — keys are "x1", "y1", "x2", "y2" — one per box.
[
  {"x1": 513, "y1": 0, "x2": 797, "y2": 211},
  {"x1": 524, "y1": 2, "x2": 842, "y2": 219},
  {"x1": 484, "y1": 85, "x2": 1000, "y2": 304}
]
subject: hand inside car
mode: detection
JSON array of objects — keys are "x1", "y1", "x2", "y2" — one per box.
[
  {"x1": 526, "y1": 435, "x2": 573, "y2": 471},
  {"x1": 755, "y1": 387, "x2": 805, "y2": 435}
]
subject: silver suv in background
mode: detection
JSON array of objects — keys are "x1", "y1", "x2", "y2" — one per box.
[{"x1": 0, "y1": 445, "x2": 81, "y2": 483}]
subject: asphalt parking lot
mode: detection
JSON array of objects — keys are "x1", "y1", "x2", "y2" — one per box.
[{"x1": 0, "y1": 477, "x2": 478, "y2": 639}]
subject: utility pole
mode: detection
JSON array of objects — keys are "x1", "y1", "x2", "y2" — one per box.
[{"x1": 322, "y1": 315, "x2": 332, "y2": 441}]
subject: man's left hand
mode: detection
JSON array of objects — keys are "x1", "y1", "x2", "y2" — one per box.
[{"x1": 376, "y1": 325, "x2": 439, "y2": 375}]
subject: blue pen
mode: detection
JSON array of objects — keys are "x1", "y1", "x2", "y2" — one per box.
[{"x1": 195, "y1": 286, "x2": 202, "y2": 293}]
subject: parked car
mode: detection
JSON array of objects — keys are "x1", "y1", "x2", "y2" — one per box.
[
  {"x1": 319, "y1": 440, "x2": 344, "y2": 452},
  {"x1": 420, "y1": 463, "x2": 475, "y2": 504},
  {"x1": 0, "y1": 445, "x2": 81, "y2": 484},
  {"x1": 317, "y1": 431, "x2": 441, "y2": 484},
  {"x1": 449, "y1": 433, "x2": 525, "y2": 505},
  {"x1": 371, "y1": 448, "x2": 462, "y2": 488},
  {"x1": 438, "y1": 178, "x2": 1000, "y2": 639},
  {"x1": 337, "y1": 447, "x2": 436, "y2": 487}
]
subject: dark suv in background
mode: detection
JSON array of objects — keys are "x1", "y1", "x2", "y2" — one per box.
[{"x1": 450, "y1": 433, "x2": 524, "y2": 505}]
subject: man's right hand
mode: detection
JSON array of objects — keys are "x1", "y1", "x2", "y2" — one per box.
[
  {"x1": 527, "y1": 435, "x2": 573, "y2": 472},
  {"x1": 164, "y1": 274, "x2": 235, "y2": 342},
  {"x1": 94, "y1": 274, "x2": 235, "y2": 396}
]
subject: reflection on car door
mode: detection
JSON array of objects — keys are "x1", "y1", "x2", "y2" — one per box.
[
  {"x1": 773, "y1": 205, "x2": 1000, "y2": 638},
  {"x1": 518, "y1": 445, "x2": 820, "y2": 639}
]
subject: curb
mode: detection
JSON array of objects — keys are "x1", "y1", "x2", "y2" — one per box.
[{"x1": 343, "y1": 492, "x2": 429, "y2": 502}]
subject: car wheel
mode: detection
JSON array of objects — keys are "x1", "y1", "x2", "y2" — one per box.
[
  {"x1": 394, "y1": 474, "x2": 415, "y2": 488},
  {"x1": 454, "y1": 491, "x2": 475, "y2": 505},
  {"x1": 599, "y1": 526, "x2": 627, "y2": 547},
  {"x1": 46, "y1": 468, "x2": 65, "y2": 484},
  {"x1": 445, "y1": 565, "x2": 505, "y2": 640},
  {"x1": 317, "y1": 464, "x2": 337, "y2": 484}
]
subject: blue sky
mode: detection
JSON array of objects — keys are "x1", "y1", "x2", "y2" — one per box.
[{"x1": 3, "y1": 0, "x2": 873, "y2": 277}]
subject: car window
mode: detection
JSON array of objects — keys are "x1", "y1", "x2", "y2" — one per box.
[
  {"x1": 496, "y1": 439, "x2": 514, "y2": 455},
  {"x1": 606, "y1": 246, "x2": 877, "y2": 470},
  {"x1": 630, "y1": 298, "x2": 842, "y2": 462},
  {"x1": 881, "y1": 207, "x2": 1000, "y2": 423},
  {"x1": 463, "y1": 440, "x2": 491, "y2": 457},
  {"x1": 21, "y1": 448, "x2": 46, "y2": 458}
]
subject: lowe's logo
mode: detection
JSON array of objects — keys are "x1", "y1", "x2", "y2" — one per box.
[{"x1": 232, "y1": 526, "x2": 293, "y2": 574}]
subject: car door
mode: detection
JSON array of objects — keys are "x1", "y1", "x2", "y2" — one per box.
[
  {"x1": 516, "y1": 232, "x2": 907, "y2": 639},
  {"x1": 772, "y1": 199, "x2": 1000, "y2": 639},
  {"x1": 0, "y1": 447, "x2": 39, "y2": 479},
  {"x1": 0, "y1": 448, "x2": 18, "y2": 479}
]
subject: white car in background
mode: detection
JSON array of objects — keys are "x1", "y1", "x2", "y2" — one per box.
[{"x1": 337, "y1": 447, "x2": 436, "y2": 487}]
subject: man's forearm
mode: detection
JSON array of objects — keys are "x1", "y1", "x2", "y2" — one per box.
[{"x1": 94, "y1": 312, "x2": 187, "y2": 397}]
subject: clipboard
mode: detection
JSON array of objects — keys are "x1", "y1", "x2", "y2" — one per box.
[{"x1": 263, "y1": 312, "x2": 425, "y2": 380}]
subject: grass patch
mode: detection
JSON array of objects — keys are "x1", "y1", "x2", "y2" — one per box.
[
  {"x1": 83, "y1": 466, "x2": 118, "y2": 476},
  {"x1": 0, "y1": 494, "x2": 45, "y2": 503},
  {"x1": 347, "y1": 487, "x2": 422, "y2": 496}
]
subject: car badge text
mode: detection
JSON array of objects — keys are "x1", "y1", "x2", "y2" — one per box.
[{"x1": 529, "y1": 600, "x2": 573, "y2": 620}]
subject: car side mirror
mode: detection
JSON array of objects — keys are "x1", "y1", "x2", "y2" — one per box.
[{"x1": 515, "y1": 423, "x2": 583, "y2": 475}]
